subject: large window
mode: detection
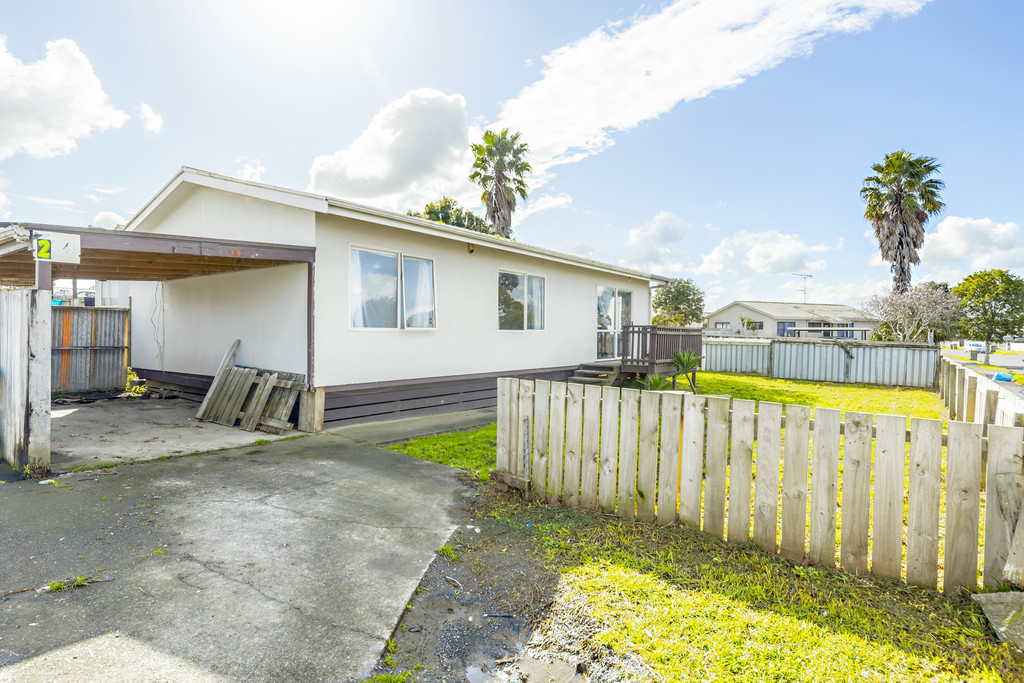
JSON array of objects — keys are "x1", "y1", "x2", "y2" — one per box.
[
  {"x1": 777, "y1": 321, "x2": 795, "y2": 337},
  {"x1": 350, "y1": 248, "x2": 435, "y2": 329},
  {"x1": 498, "y1": 271, "x2": 545, "y2": 330}
]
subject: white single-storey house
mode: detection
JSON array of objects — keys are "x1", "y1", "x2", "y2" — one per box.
[
  {"x1": 101, "y1": 168, "x2": 669, "y2": 425},
  {"x1": 705, "y1": 301, "x2": 877, "y2": 340}
]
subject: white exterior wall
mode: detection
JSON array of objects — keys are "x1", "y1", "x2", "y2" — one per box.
[
  {"x1": 116, "y1": 187, "x2": 313, "y2": 377},
  {"x1": 134, "y1": 186, "x2": 316, "y2": 246},
  {"x1": 124, "y1": 264, "x2": 308, "y2": 377},
  {"x1": 314, "y1": 214, "x2": 651, "y2": 386},
  {"x1": 707, "y1": 303, "x2": 779, "y2": 338}
]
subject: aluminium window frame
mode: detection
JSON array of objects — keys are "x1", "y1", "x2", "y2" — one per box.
[
  {"x1": 497, "y1": 268, "x2": 546, "y2": 332},
  {"x1": 348, "y1": 244, "x2": 438, "y2": 332}
]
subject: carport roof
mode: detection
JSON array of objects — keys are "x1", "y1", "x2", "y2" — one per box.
[{"x1": 0, "y1": 222, "x2": 315, "y2": 287}]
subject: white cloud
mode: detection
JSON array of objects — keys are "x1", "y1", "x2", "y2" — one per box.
[
  {"x1": 494, "y1": 0, "x2": 928, "y2": 180},
  {"x1": 696, "y1": 230, "x2": 831, "y2": 275},
  {"x1": 138, "y1": 103, "x2": 163, "y2": 134},
  {"x1": 308, "y1": 88, "x2": 477, "y2": 211},
  {"x1": 919, "y1": 216, "x2": 1024, "y2": 274},
  {"x1": 84, "y1": 194, "x2": 100, "y2": 202},
  {"x1": 27, "y1": 196, "x2": 75, "y2": 207},
  {"x1": 622, "y1": 211, "x2": 692, "y2": 274},
  {"x1": 234, "y1": 157, "x2": 266, "y2": 182},
  {"x1": 91, "y1": 210, "x2": 126, "y2": 229},
  {"x1": 84, "y1": 185, "x2": 125, "y2": 195},
  {"x1": 516, "y1": 193, "x2": 572, "y2": 223},
  {"x1": 0, "y1": 36, "x2": 128, "y2": 160},
  {"x1": 0, "y1": 191, "x2": 9, "y2": 220}
]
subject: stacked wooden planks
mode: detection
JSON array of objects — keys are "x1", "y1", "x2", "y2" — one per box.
[{"x1": 195, "y1": 340, "x2": 306, "y2": 434}]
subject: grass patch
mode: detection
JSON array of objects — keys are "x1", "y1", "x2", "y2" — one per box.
[
  {"x1": 363, "y1": 673, "x2": 413, "y2": 683},
  {"x1": 436, "y1": 544, "x2": 457, "y2": 562},
  {"x1": 493, "y1": 495, "x2": 1020, "y2": 682},
  {"x1": 387, "y1": 424, "x2": 496, "y2": 481},
  {"x1": 697, "y1": 372, "x2": 944, "y2": 418},
  {"x1": 397, "y1": 423, "x2": 1022, "y2": 682}
]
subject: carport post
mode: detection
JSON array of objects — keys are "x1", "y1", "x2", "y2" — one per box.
[{"x1": 27, "y1": 259, "x2": 52, "y2": 470}]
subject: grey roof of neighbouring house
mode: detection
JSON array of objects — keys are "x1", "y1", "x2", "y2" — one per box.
[{"x1": 709, "y1": 300, "x2": 875, "y2": 322}]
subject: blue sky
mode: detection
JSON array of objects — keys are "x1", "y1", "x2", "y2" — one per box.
[{"x1": 2, "y1": 0, "x2": 1022, "y2": 309}]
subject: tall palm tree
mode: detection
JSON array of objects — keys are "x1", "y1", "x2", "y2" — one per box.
[
  {"x1": 469, "y1": 129, "x2": 531, "y2": 238},
  {"x1": 861, "y1": 150, "x2": 944, "y2": 293}
]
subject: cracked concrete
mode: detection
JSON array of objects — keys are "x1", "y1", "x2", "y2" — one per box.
[{"x1": 0, "y1": 430, "x2": 467, "y2": 681}]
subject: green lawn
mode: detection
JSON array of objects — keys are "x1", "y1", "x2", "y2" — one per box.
[
  {"x1": 387, "y1": 424, "x2": 1020, "y2": 682},
  {"x1": 697, "y1": 371, "x2": 944, "y2": 419},
  {"x1": 386, "y1": 424, "x2": 496, "y2": 481}
]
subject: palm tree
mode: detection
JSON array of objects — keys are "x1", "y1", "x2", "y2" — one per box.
[
  {"x1": 469, "y1": 129, "x2": 531, "y2": 238},
  {"x1": 861, "y1": 150, "x2": 944, "y2": 293}
]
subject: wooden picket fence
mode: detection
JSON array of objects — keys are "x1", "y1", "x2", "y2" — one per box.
[{"x1": 495, "y1": 378, "x2": 1024, "y2": 593}]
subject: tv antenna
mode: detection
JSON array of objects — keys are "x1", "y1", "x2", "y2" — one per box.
[{"x1": 793, "y1": 273, "x2": 813, "y2": 303}]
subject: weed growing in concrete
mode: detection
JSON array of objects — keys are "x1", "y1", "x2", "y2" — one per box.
[
  {"x1": 365, "y1": 673, "x2": 412, "y2": 683},
  {"x1": 45, "y1": 576, "x2": 98, "y2": 593},
  {"x1": 383, "y1": 654, "x2": 398, "y2": 667},
  {"x1": 22, "y1": 463, "x2": 53, "y2": 479},
  {"x1": 251, "y1": 439, "x2": 272, "y2": 446},
  {"x1": 386, "y1": 638, "x2": 396, "y2": 654},
  {"x1": 436, "y1": 544, "x2": 457, "y2": 562}
]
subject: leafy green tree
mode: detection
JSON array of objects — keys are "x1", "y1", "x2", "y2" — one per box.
[
  {"x1": 469, "y1": 129, "x2": 531, "y2": 238},
  {"x1": 952, "y1": 269, "x2": 1024, "y2": 364},
  {"x1": 861, "y1": 150, "x2": 944, "y2": 293},
  {"x1": 407, "y1": 196, "x2": 490, "y2": 234},
  {"x1": 652, "y1": 278, "x2": 705, "y2": 327}
]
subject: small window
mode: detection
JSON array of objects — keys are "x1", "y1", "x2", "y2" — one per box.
[
  {"x1": 714, "y1": 322, "x2": 730, "y2": 330},
  {"x1": 499, "y1": 271, "x2": 544, "y2": 330},
  {"x1": 351, "y1": 248, "x2": 435, "y2": 329},
  {"x1": 752, "y1": 321, "x2": 764, "y2": 330}
]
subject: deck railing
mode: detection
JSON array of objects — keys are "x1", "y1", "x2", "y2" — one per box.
[{"x1": 621, "y1": 325, "x2": 702, "y2": 374}]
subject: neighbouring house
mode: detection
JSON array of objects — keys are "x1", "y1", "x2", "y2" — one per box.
[
  {"x1": 97, "y1": 167, "x2": 669, "y2": 426},
  {"x1": 705, "y1": 300, "x2": 877, "y2": 340}
]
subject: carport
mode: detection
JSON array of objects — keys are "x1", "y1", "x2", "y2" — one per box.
[{"x1": 0, "y1": 222, "x2": 315, "y2": 471}]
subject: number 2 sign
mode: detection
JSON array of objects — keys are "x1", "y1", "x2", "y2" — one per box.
[{"x1": 33, "y1": 231, "x2": 81, "y2": 264}]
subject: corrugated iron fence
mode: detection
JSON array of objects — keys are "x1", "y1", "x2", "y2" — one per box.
[
  {"x1": 1, "y1": 289, "x2": 50, "y2": 469},
  {"x1": 703, "y1": 338, "x2": 939, "y2": 388},
  {"x1": 51, "y1": 306, "x2": 129, "y2": 393}
]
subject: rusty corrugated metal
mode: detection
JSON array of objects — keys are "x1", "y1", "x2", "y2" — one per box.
[{"x1": 51, "y1": 306, "x2": 129, "y2": 392}]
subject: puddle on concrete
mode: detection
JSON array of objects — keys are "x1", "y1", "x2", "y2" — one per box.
[{"x1": 465, "y1": 666, "x2": 491, "y2": 683}]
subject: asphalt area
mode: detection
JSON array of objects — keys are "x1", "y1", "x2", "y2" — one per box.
[{"x1": 0, "y1": 431, "x2": 464, "y2": 682}]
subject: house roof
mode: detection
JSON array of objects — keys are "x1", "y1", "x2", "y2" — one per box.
[
  {"x1": 127, "y1": 167, "x2": 671, "y2": 284},
  {"x1": 709, "y1": 300, "x2": 875, "y2": 322},
  {"x1": 0, "y1": 222, "x2": 314, "y2": 286}
]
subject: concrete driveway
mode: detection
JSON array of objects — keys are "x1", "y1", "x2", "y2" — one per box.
[{"x1": 0, "y1": 430, "x2": 467, "y2": 682}]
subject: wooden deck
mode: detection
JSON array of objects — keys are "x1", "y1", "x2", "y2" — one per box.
[{"x1": 620, "y1": 325, "x2": 702, "y2": 375}]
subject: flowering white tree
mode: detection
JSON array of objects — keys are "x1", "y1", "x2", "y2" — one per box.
[{"x1": 865, "y1": 284, "x2": 960, "y2": 343}]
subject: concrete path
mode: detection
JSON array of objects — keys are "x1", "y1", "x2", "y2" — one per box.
[{"x1": 0, "y1": 431, "x2": 467, "y2": 682}]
